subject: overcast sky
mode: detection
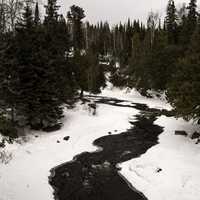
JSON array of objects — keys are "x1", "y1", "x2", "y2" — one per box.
[{"x1": 55, "y1": 0, "x2": 191, "y2": 24}]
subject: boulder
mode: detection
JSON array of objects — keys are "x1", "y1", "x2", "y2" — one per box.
[
  {"x1": 63, "y1": 136, "x2": 70, "y2": 141},
  {"x1": 191, "y1": 132, "x2": 200, "y2": 139},
  {"x1": 175, "y1": 130, "x2": 187, "y2": 136}
]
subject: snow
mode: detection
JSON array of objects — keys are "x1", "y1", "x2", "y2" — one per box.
[
  {"x1": 100, "y1": 83, "x2": 172, "y2": 111},
  {"x1": 120, "y1": 116, "x2": 200, "y2": 200},
  {"x1": 0, "y1": 101, "x2": 138, "y2": 200}
]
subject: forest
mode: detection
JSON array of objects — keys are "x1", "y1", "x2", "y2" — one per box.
[{"x1": 0, "y1": 0, "x2": 199, "y2": 137}]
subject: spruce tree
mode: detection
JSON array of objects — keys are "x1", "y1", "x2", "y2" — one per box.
[
  {"x1": 187, "y1": 0, "x2": 198, "y2": 33},
  {"x1": 4, "y1": 0, "x2": 70, "y2": 130},
  {"x1": 67, "y1": 5, "x2": 85, "y2": 51},
  {"x1": 67, "y1": 5, "x2": 87, "y2": 97},
  {"x1": 167, "y1": 18, "x2": 200, "y2": 121},
  {"x1": 34, "y1": 2, "x2": 40, "y2": 25},
  {"x1": 165, "y1": 0, "x2": 178, "y2": 44},
  {"x1": 44, "y1": 0, "x2": 60, "y2": 25}
]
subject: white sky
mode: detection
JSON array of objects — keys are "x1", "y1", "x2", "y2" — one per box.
[{"x1": 51, "y1": 0, "x2": 191, "y2": 24}]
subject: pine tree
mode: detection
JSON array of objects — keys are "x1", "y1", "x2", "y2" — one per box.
[
  {"x1": 0, "y1": 32, "x2": 18, "y2": 125},
  {"x1": 67, "y1": 5, "x2": 89, "y2": 97},
  {"x1": 6, "y1": 2, "x2": 37, "y2": 127},
  {"x1": 165, "y1": 0, "x2": 178, "y2": 44},
  {"x1": 187, "y1": 0, "x2": 198, "y2": 33},
  {"x1": 67, "y1": 5, "x2": 85, "y2": 51},
  {"x1": 2, "y1": 0, "x2": 71, "y2": 131},
  {"x1": 34, "y1": 2, "x2": 40, "y2": 25},
  {"x1": 167, "y1": 17, "x2": 200, "y2": 121},
  {"x1": 44, "y1": 0, "x2": 60, "y2": 25}
]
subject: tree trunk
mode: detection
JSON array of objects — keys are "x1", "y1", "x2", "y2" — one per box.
[
  {"x1": 80, "y1": 89, "x2": 84, "y2": 98},
  {"x1": 11, "y1": 106, "x2": 15, "y2": 124}
]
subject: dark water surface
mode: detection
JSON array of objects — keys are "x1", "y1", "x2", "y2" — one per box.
[{"x1": 49, "y1": 96, "x2": 169, "y2": 200}]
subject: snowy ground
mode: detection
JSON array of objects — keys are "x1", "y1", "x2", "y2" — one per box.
[
  {"x1": 0, "y1": 100, "x2": 138, "y2": 200},
  {"x1": 0, "y1": 86, "x2": 200, "y2": 200},
  {"x1": 101, "y1": 83, "x2": 172, "y2": 111},
  {"x1": 120, "y1": 116, "x2": 200, "y2": 200}
]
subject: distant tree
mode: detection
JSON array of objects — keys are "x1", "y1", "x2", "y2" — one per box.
[
  {"x1": 0, "y1": 0, "x2": 6, "y2": 33},
  {"x1": 147, "y1": 11, "x2": 159, "y2": 48},
  {"x1": 67, "y1": 5, "x2": 85, "y2": 51},
  {"x1": 187, "y1": 0, "x2": 198, "y2": 33},
  {"x1": 87, "y1": 50, "x2": 106, "y2": 93},
  {"x1": 44, "y1": 0, "x2": 59, "y2": 25},
  {"x1": 165, "y1": 0, "x2": 178, "y2": 44},
  {"x1": 34, "y1": 1, "x2": 40, "y2": 25},
  {"x1": 5, "y1": 0, "x2": 24, "y2": 31}
]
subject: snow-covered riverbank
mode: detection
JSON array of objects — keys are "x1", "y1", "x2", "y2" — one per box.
[
  {"x1": 0, "y1": 98, "x2": 137, "y2": 200},
  {"x1": 0, "y1": 87, "x2": 200, "y2": 200},
  {"x1": 120, "y1": 115, "x2": 200, "y2": 200}
]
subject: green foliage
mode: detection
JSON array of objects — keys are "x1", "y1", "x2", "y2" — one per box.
[
  {"x1": 167, "y1": 24, "x2": 200, "y2": 121},
  {"x1": 0, "y1": 1, "x2": 75, "y2": 132},
  {"x1": 67, "y1": 5, "x2": 85, "y2": 51},
  {"x1": 165, "y1": 0, "x2": 178, "y2": 44}
]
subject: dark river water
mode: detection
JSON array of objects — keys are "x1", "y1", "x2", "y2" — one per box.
[{"x1": 49, "y1": 96, "x2": 171, "y2": 200}]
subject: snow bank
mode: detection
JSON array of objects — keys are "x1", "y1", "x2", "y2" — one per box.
[
  {"x1": 0, "y1": 102, "x2": 138, "y2": 200},
  {"x1": 120, "y1": 116, "x2": 200, "y2": 200},
  {"x1": 101, "y1": 83, "x2": 172, "y2": 111}
]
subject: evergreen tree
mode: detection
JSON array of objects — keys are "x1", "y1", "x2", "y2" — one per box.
[
  {"x1": 67, "y1": 5, "x2": 85, "y2": 51},
  {"x1": 34, "y1": 2, "x2": 40, "y2": 25},
  {"x1": 44, "y1": 0, "x2": 60, "y2": 25},
  {"x1": 187, "y1": 0, "x2": 198, "y2": 34},
  {"x1": 1, "y1": 0, "x2": 72, "y2": 131},
  {"x1": 165, "y1": 0, "x2": 178, "y2": 44},
  {"x1": 167, "y1": 19, "x2": 200, "y2": 122}
]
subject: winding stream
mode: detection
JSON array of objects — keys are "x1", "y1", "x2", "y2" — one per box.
[{"x1": 49, "y1": 96, "x2": 170, "y2": 200}]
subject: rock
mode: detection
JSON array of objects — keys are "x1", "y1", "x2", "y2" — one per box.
[
  {"x1": 108, "y1": 132, "x2": 112, "y2": 135},
  {"x1": 175, "y1": 130, "x2": 187, "y2": 136},
  {"x1": 156, "y1": 168, "x2": 162, "y2": 173},
  {"x1": 114, "y1": 130, "x2": 118, "y2": 132},
  {"x1": 35, "y1": 135, "x2": 39, "y2": 138},
  {"x1": 191, "y1": 132, "x2": 200, "y2": 139},
  {"x1": 196, "y1": 138, "x2": 200, "y2": 144},
  {"x1": 63, "y1": 136, "x2": 70, "y2": 141},
  {"x1": 57, "y1": 140, "x2": 60, "y2": 143}
]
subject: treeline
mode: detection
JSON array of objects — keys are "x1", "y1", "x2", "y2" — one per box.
[
  {"x1": 82, "y1": 0, "x2": 200, "y2": 123},
  {"x1": 127, "y1": 0, "x2": 200, "y2": 123},
  {"x1": 0, "y1": 0, "x2": 106, "y2": 136}
]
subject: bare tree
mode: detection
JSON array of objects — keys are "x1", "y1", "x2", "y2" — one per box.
[
  {"x1": 6, "y1": 0, "x2": 24, "y2": 31},
  {"x1": 147, "y1": 11, "x2": 159, "y2": 48},
  {"x1": 0, "y1": 0, "x2": 25, "y2": 32},
  {"x1": 0, "y1": 0, "x2": 7, "y2": 33}
]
